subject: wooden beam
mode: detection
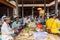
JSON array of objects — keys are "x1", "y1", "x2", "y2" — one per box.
[
  {"x1": 0, "y1": 0, "x2": 16, "y2": 8},
  {"x1": 14, "y1": 0, "x2": 16, "y2": 2}
]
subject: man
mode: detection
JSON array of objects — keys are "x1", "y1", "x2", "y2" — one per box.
[
  {"x1": 23, "y1": 16, "x2": 27, "y2": 25},
  {"x1": 26, "y1": 16, "x2": 31, "y2": 24},
  {"x1": 1, "y1": 17, "x2": 14, "y2": 40},
  {"x1": 46, "y1": 14, "x2": 60, "y2": 33}
]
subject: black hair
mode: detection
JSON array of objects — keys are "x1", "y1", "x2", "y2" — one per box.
[
  {"x1": 49, "y1": 16, "x2": 53, "y2": 18},
  {"x1": 14, "y1": 17, "x2": 19, "y2": 21}
]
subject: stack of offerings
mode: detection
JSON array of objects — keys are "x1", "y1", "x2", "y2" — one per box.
[
  {"x1": 16, "y1": 27, "x2": 34, "y2": 40},
  {"x1": 16, "y1": 27, "x2": 48, "y2": 40},
  {"x1": 16, "y1": 27, "x2": 60, "y2": 40}
]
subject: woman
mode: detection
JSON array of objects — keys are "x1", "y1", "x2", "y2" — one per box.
[
  {"x1": 46, "y1": 14, "x2": 60, "y2": 33},
  {"x1": 28, "y1": 20, "x2": 36, "y2": 28},
  {"x1": 12, "y1": 17, "x2": 22, "y2": 35}
]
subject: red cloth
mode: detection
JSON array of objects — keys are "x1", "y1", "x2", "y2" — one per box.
[
  {"x1": 18, "y1": 27, "x2": 23, "y2": 32},
  {"x1": 37, "y1": 23, "x2": 43, "y2": 29}
]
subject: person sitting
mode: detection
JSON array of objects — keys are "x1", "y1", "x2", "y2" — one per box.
[
  {"x1": 12, "y1": 17, "x2": 22, "y2": 35},
  {"x1": 1, "y1": 17, "x2": 14, "y2": 40},
  {"x1": 46, "y1": 14, "x2": 60, "y2": 33},
  {"x1": 28, "y1": 20, "x2": 36, "y2": 28}
]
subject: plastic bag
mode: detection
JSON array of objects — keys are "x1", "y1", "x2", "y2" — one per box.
[
  {"x1": 34, "y1": 32, "x2": 48, "y2": 40},
  {"x1": 37, "y1": 23, "x2": 43, "y2": 29}
]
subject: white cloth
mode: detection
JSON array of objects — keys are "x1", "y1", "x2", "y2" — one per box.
[
  {"x1": 26, "y1": 18, "x2": 30, "y2": 24},
  {"x1": 1, "y1": 16, "x2": 6, "y2": 22},
  {"x1": 23, "y1": 17, "x2": 31, "y2": 25},
  {"x1": 23, "y1": 17, "x2": 27, "y2": 25},
  {"x1": 1, "y1": 22, "x2": 14, "y2": 40},
  {"x1": 34, "y1": 32, "x2": 48, "y2": 40},
  {"x1": 57, "y1": 19, "x2": 60, "y2": 23}
]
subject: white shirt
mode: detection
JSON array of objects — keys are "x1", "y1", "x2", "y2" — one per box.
[
  {"x1": 23, "y1": 17, "x2": 27, "y2": 25},
  {"x1": 26, "y1": 18, "x2": 31, "y2": 24},
  {"x1": 1, "y1": 22, "x2": 14, "y2": 40}
]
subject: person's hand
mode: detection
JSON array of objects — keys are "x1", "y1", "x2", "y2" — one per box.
[{"x1": 13, "y1": 28, "x2": 17, "y2": 32}]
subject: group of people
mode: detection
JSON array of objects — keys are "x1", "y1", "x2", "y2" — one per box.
[
  {"x1": 1, "y1": 15, "x2": 44, "y2": 40},
  {"x1": 23, "y1": 16, "x2": 44, "y2": 29},
  {"x1": 1, "y1": 16, "x2": 23, "y2": 40},
  {"x1": 1, "y1": 13, "x2": 60, "y2": 40}
]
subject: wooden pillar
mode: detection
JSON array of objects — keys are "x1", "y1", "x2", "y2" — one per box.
[
  {"x1": 55, "y1": 0, "x2": 58, "y2": 16},
  {"x1": 16, "y1": 0, "x2": 18, "y2": 17},
  {"x1": 44, "y1": 0, "x2": 46, "y2": 15},
  {"x1": 47, "y1": 7, "x2": 49, "y2": 19},
  {"x1": 22, "y1": 0, "x2": 24, "y2": 18},
  {"x1": 44, "y1": 0, "x2": 46, "y2": 20},
  {"x1": 32, "y1": 7, "x2": 34, "y2": 18},
  {"x1": 7, "y1": 8, "x2": 9, "y2": 16}
]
